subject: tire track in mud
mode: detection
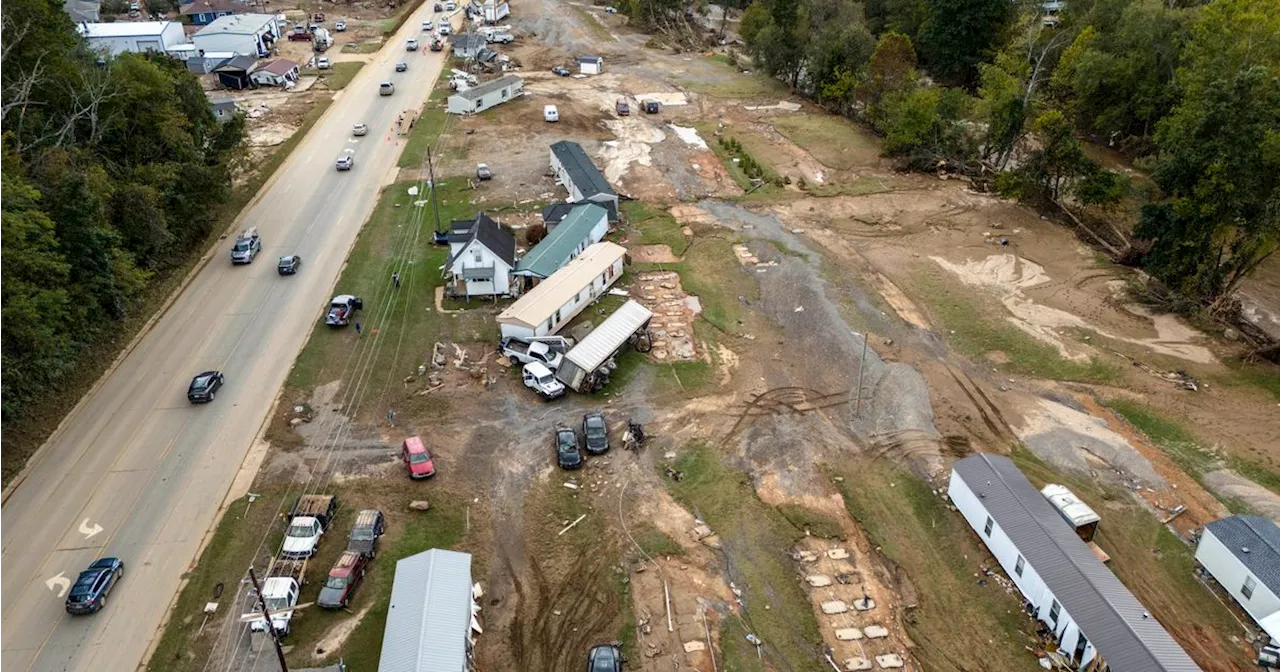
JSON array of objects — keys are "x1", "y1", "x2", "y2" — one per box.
[
  {"x1": 508, "y1": 553, "x2": 621, "y2": 671},
  {"x1": 722, "y1": 386, "x2": 851, "y2": 443}
]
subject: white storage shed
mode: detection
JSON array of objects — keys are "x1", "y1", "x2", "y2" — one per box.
[
  {"x1": 78, "y1": 21, "x2": 189, "y2": 57},
  {"x1": 1196, "y1": 515, "x2": 1280, "y2": 643},
  {"x1": 497, "y1": 242, "x2": 626, "y2": 341}
]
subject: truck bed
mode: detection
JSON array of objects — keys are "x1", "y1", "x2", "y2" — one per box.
[{"x1": 290, "y1": 494, "x2": 336, "y2": 522}]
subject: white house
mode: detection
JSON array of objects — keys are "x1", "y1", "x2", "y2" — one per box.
[
  {"x1": 1196, "y1": 515, "x2": 1280, "y2": 643},
  {"x1": 445, "y1": 213, "x2": 516, "y2": 299},
  {"x1": 549, "y1": 141, "x2": 619, "y2": 222},
  {"x1": 497, "y1": 242, "x2": 626, "y2": 341},
  {"x1": 77, "y1": 21, "x2": 189, "y2": 57},
  {"x1": 192, "y1": 13, "x2": 280, "y2": 58},
  {"x1": 446, "y1": 75, "x2": 523, "y2": 115},
  {"x1": 949, "y1": 454, "x2": 1201, "y2": 672},
  {"x1": 250, "y1": 58, "x2": 299, "y2": 87},
  {"x1": 577, "y1": 54, "x2": 603, "y2": 75}
]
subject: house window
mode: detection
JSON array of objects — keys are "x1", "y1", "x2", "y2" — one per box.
[
  {"x1": 1014, "y1": 556, "x2": 1025, "y2": 577},
  {"x1": 1049, "y1": 600, "x2": 1061, "y2": 625},
  {"x1": 501, "y1": 89, "x2": 508, "y2": 99},
  {"x1": 475, "y1": 100, "x2": 482, "y2": 111},
  {"x1": 1243, "y1": 576, "x2": 1257, "y2": 599},
  {"x1": 473, "y1": 249, "x2": 482, "y2": 264},
  {"x1": 983, "y1": 516, "x2": 994, "y2": 537}
]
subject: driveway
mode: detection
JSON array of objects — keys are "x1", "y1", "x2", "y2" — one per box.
[{"x1": 0, "y1": 5, "x2": 450, "y2": 671}]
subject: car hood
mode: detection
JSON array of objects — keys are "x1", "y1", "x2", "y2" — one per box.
[
  {"x1": 282, "y1": 534, "x2": 318, "y2": 553},
  {"x1": 250, "y1": 615, "x2": 291, "y2": 632},
  {"x1": 560, "y1": 450, "x2": 582, "y2": 466},
  {"x1": 317, "y1": 586, "x2": 346, "y2": 607}
]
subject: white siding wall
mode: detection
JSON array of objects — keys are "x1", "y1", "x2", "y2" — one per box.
[
  {"x1": 447, "y1": 81, "x2": 522, "y2": 115},
  {"x1": 191, "y1": 32, "x2": 259, "y2": 55},
  {"x1": 449, "y1": 241, "x2": 511, "y2": 297},
  {"x1": 500, "y1": 256, "x2": 624, "y2": 340},
  {"x1": 948, "y1": 471, "x2": 1098, "y2": 670},
  {"x1": 549, "y1": 149, "x2": 586, "y2": 202},
  {"x1": 1196, "y1": 529, "x2": 1280, "y2": 631},
  {"x1": 87, "y1": 23, "x2": 188, "y2": 56}
]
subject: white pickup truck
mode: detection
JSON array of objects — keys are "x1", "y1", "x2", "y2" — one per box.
[
  {"x1": 247, "y1": 577, "x2": 300, "y2": 636},
  {"x1": 281, "y1": 494, "x2": 337, "y2": 559},
  {"x1": 501, "y1": 336, "x2": 571, "y2": 369}
]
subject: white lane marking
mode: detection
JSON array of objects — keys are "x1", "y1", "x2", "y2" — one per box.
[
  {"x1": 45, "y1": 573, "x2": 70, "y2": 597},
  {"x1": 78, "y1": 519, "x2": 104, "y2": 539}
]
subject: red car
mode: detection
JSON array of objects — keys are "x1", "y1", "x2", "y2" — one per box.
[
  {"x1": 402, "y1": 436, "x2": 436, "y2": 479},
  {"x1": 317, "y1": 551, "x2": 368, "y2": 609}
]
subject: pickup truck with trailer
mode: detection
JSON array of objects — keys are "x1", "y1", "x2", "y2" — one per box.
[
  {"x1": 282, "y1": 494, "x2": 337, "y2": 559},
  {"x1": 500, "y1": 336, "x2": 571, "y2": 369}
]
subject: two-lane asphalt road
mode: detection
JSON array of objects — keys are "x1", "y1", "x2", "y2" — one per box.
[{"x1": 2, "y1": 7, "x2": 453, "y2": 670}]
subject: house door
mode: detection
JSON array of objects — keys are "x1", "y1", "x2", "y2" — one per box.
[{"x1": 1072, "y1": 633, "x2": 1088, "y2": 666}]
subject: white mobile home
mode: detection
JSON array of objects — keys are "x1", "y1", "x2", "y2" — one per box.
[
  {"x1": 556, "y1": 300, "x2": 652, "y2": 393},
  {"x1": 497, "y1": 242, "x2": 626, "y2": 341},
  {"x1": 191, "y1": 13, "x2": 280, "y2": 57},
  {"x1": 549, "y1": 141, "x2": 619, "y2": 222},
  {"x1": 447, "y1": 75, "x2": 523, "y2": 115},
  {"x1": 377, "y1": 549, "x2": 479, "y2": 672},
  {"x1": 78, "y1": 21, "x2": 189, "y2": 57},
  {"x1": 949, "y1": 454, "x2": 1201, "y2": 672},
  {"x1": 1196, "y1": 515, "x2": 1280, "y2": 643}
]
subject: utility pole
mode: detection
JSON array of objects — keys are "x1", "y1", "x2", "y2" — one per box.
[
  {"x1": 248, "y1": 567, "x2": 290, "y2": 672},
  {"x1": 425, "y1": 145, "x2": 442, "y2": 235},
  {"x1": 855, "y1": 331, "x2": 868, "y2": 416}
]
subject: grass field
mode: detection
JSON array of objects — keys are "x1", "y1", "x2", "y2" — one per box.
[
  {"x1": 322, "y1": 62, "x2": 364, "y2": 90},
  {"x1": 663, "y1": 445, "x2": 826, "y2": 671},
  {"x1": 622, "y1": 201, "x2": 690, "y2": 255},
  {"x1": 910, "y1": 274, "x2": 1120, "y2": 383},
  {"x1": 398, "y1": 79, "x2": 453, "y2": 168},
  {"x1": 830, "y1": 460, "x2": 1037, "y2": 672},
  {"x1": 771, "y1": 114, "x2": 882, "y2": 171}
]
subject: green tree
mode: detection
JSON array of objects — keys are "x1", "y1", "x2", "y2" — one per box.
[
  {"x1": 739, "y1": 0, "x2": 770, "y2": 43},
  {"x1": 856, "y1": 32, "x2": 919, "y2": 125},
  {"x1": 917, "y1": 0, "x2": 1013, "y2": 86},
  {"x1": 1134, "y1": 0, "x2": 1280, "y2": 304}
]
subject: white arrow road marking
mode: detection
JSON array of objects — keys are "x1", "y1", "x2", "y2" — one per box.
[
  {"x1": 46, "y1": 573, "x2": 71, "y2": 597},
  {"x1": 79, "y1": 518, "x2": 104, "y2": 539}
]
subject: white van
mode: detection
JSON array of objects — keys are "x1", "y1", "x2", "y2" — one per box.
[
  {"x1": 422, "y1": 20, "x2": 431, "y2": 30},
  {"x1": 437, "y1": 19, "x2": 451, "y2": 35},
  {"x1": 544, "y1": 105, "x2": 559, "y2": 122}
]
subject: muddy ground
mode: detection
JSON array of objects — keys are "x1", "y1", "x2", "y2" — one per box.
[{"x1": 185, "y1": 1, "x2": 1280, "y2": 671}]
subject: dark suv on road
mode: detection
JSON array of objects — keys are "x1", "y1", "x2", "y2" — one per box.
[
  {"x1": 66, "y1": 557, "x2": 124, "y2": 615},
  {"x1": 187, "y1": 371, "x2": 225, "y2": 403},
  {"x1": 347, "y1": 509, "x2": 386, "y2": 558}
]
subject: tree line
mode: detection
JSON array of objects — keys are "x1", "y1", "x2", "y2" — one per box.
[
  {"x1": 735, "y1": 0, "x2": 1278, "y2": 317},
  {"x1": 2, "y1": 0, "x2": 246, "y2": 424}
]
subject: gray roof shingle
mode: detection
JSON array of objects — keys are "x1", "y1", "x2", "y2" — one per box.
[
  {"x1": 550, "y1": 140, "x2": 615, "y2": 200},
  {"x1": 448, "y1": 212, "x2": 515, "y2": 266},
  {"x1": 953, "y1": 454, "x2": 1202, "y2": 672},
  {"x1": 1203, "y1": 515, "x2": 1280, "y2": 594}
]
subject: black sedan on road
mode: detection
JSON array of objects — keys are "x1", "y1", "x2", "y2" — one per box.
[
  {"x1": 278, "y1": 255, "x2": 302, "y2": 275},
  {"x1": 555, "y1": 425, "x2": 582, "y2": 470},
  {"x1": 65, "y1": 557, "x2": 124, "y2": 615},
  {"x1": 187, "y1": 371, "x2": 225, "y2": 403},
  {"x1": 582, "y1": 412, "x2": 609, "y2": 454}
]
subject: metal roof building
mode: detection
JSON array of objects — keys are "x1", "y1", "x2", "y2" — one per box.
[
  {"x1": 515, "y1": 204, "x2": 609, "y2": 279},
  {"x1": 497, "y1": 242, "x2": 626, "y2": 340},
  {"x1": 378, "y1": 549, "x2": 474, "y2": 672},
  {"x1": 549, "y1": 141, "x2": 618, "y2": 219},
  {"x1": 949, "y1": 454, "x2": 1201, "y2": 672},
  {"x1": 556, "y1": 300, "x2": 652, "y2": 392},
  {"x1": 1196, "y1": 515, "x2": 1280, "y2": 641}
]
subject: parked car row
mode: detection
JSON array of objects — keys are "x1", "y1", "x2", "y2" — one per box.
[{"x1": 556, "y1": 411, "x2": 610, "y2": 469}]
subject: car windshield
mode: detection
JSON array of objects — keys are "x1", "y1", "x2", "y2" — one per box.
[
  {"x1": 324, "y1": 575, "x2": 347, "y2": 590},
  {"x1": 264, "y1": 596, "x2": 291, "y2": 612},
  {"x1": 233, "y1": 240, "x2": 251, "y2": 251},
  {"x1": 279, "y1": 257, "x2": 293, "y2": 266},
  {"x1": 352, "y1": 528, "x2": 376, "y2": 540},
  {"x1": 287, "y1": 523, "x2": 314, "y2": 537},
  {"x1": 586, "y1": 418, "x2": 605, "y2": 435},
  {"x1": 558, "y1": 433, "x2": 576, "y2": 451},
  {"x1": 408, "y1": 452, "x2": 430, "y2": 464},
  {"x1": 191, "y1": 377, "x2": 209, "y2": 390}
]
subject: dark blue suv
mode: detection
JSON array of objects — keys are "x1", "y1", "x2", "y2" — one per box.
[{"x1": 65, "y1": 557, "x2": 124, "y2": 615}]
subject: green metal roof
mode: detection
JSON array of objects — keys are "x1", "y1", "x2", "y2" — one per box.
[{"x1": 515, "y1": 204, "x2": 607, "y2": 278}]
